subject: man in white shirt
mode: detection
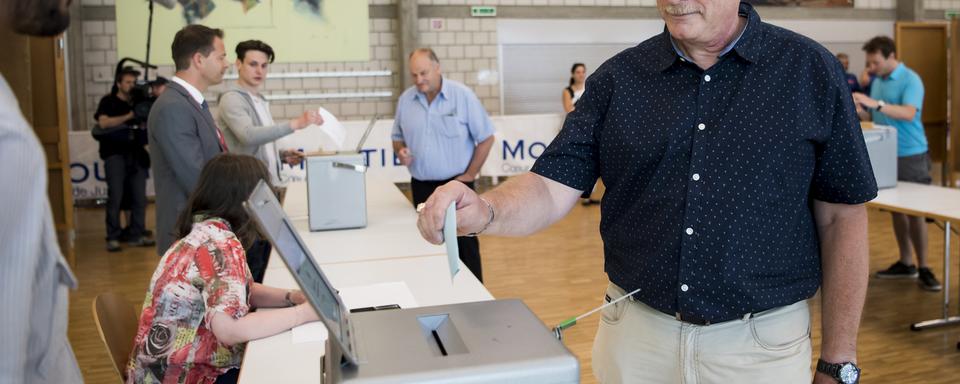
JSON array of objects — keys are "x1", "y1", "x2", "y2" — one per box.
[
  {"x1": 147, "y1": 24, "x2": 230, "y2": 255},
  {"x1": 217, "y1": 39, "x2": 322, "y2": 185},
  {"x1": 0, "y1": 0, "x2": 83, "y2": 382}
]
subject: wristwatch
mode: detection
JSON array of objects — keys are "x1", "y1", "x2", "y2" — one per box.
[
  {"x1": 817, "y1": 358, "x2": 860, "y2": 384},
  {"x1": 876, "y1": 100, "x2": 886, "y2": 111}
]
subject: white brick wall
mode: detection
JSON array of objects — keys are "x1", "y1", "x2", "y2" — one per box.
[
  {"x1": 854, "y1": 0, "x2": 897, "y2": 9},
  {"x1": 80, "y1": 17, "x2": 399, "y2": 129},
  {"x1": 927, "y1": 0, "x2": 960, "y2": 10},
  {"x1": 418, "y1": 17, "x2": 500, "y2": 114},
  {"x1": 419, "y1": 0, "x2": 655, "y2": 5}
]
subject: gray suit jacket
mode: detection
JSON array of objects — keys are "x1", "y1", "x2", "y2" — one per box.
[
  {"x1": 147, "y1": 81, "x2": 224, "y2": 255},
  {"x1": 0, "y1": 75, "x2": 82, "y2": 383}
]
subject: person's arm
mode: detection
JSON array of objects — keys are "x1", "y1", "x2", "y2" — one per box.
[
  {"x1": 393, "y1": 140, "x2": 412, "y2": 166},
  {"x1": 0, "y1": 121, "x2": 41, "y2": 382},
  {"x1": 248, "y1": 283, "x2": 306, "y2": 309},
  {"x1": 98, "y1": 111, "x2": 135, "y2": 129},
  {"x1": 454, "y1": 135, "x2": 494, "y2": 183},
  {"x1": 858, "y1": 69, "x2": 871, "y2": 88},
  {"x1": 562, "y1": 89, "x2": 574, "y2": 113},
  {"x1": 218, "y1": 92, "x2": 297, "y2": 147},
  {"x1": 417, "y1": 172, "x2": 582, "y2": 244},
  {"x1": 852, "y1": 93, "x2": 917, "y2": 121},
  {"x1": 812, "y1": 200, "x2": 869, "y2": 383},
  {"x1": 209, "y1": 303, "x2": 318, "y2": 346},
  {"x1": 851, "y1": 93, "x2": 872, "y2": 122}
]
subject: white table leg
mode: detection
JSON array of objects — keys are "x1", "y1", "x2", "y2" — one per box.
[{"x1": 911, "y1": 221, "x2": 960, "y2": 330}]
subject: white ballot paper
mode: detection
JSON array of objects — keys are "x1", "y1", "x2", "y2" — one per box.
[
  {"x1": 312, "y1": 107, "x2": 346, "y2": 151},
  {"x1": 444, "y1": 202, "x2": 460, "y2": 282}
]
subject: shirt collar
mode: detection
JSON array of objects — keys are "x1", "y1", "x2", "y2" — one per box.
[
  {"x1": 172, "y1": 75, "x2": 205, "y2": 105},
  {"x1": 414, "y1": 76, "x2": 449, "y2": 103},
  {"x1": 885, "y1": 63, "x2": 906, "y2": 80},
  {"x1": 656, "y1": 1, "x2": 761, "y2": 71}
]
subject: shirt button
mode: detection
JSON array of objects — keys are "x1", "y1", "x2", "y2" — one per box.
[
  {"x1": 685, "y1": 227, "x2": 694, "y2": 236},
  {"x1": 697, "y1": 123, "x2": 706, "y2": 131},
  {"x1": 704, "y1": 75, "x2": 712, "y2": 82},
  {"x1": 680, "y1": 284, "x2": 689, "y2": 292},
  {"x1": 692, "y1": 173, "x2": 701, "y2": 181}
]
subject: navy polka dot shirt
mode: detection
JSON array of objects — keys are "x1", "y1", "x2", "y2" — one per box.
[{"x1": 531, "y1": 2, "x2": 878, "y2": 323}]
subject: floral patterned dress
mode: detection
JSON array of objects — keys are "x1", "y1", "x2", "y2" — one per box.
[{"x1": 126, "y1": 217, "x2": 252, "y2": 384}]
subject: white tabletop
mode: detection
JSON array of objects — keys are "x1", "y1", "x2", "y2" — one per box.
[
  {"x1": 239, "y1": 178, "x2": 493, "y2": 383},
  {"x1": 274, "y1": 176, "x2": 445, "y2": 266},
  {"x1": 868, "y1": 182, "x2": 960, "y2": 222},
  {"x1": 239, "y1": 256, "x2": 492, "y2": 383}
]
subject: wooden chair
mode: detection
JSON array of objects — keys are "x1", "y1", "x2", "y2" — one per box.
[{"x1": 92, "y1": 292, "x2": 139, "y2": 382}]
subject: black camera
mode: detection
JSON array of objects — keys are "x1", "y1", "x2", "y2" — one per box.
[{"x1": 113, "y1": 58, "x2": 162, "y2": 124}]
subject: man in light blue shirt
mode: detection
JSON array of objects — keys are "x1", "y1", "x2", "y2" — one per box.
[
  {"x1": 392, "y1": 48, "x2": 495, "y2": 281},
  {"x1": 853, "y1": 35, "x2": 939, "y2": 291}
]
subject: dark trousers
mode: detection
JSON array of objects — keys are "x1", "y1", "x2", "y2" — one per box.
[
  {"x1": 104, "y1": 153, "x2": 147, "y2": 241},
  {"x1": 246, "y1": 239, "x2": 271, "y2": 284},
  {"x1": 214, "y1": 368, "x2": 239, "y2": 384},
  {"x1": 411, "y1": 177, "x2": 483, "y2": 282}
]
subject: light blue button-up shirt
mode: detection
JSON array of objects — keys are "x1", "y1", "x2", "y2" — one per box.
[
  {"x1": 392, "y1": 78, "x2": 495, "y2": 181},
  {"x1": 870, "y1": 63, "x2": 927, "y2": 157}
]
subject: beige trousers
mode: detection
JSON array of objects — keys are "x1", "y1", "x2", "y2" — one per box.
[{"x1": 592, "y1": 283, "x2": 812, "y2": 384}]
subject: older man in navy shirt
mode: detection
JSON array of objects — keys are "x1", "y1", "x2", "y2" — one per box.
[
  {"x1": 392, "y1": 48, "x2": 495, "y2": 282},
  {"x1": 416, "y1": 1, "x2": 876, "y2": 383}
]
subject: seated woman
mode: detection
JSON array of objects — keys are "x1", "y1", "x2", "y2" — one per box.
[{"x1": 126, "y1": 154, "x2": 318, "y2": 384}]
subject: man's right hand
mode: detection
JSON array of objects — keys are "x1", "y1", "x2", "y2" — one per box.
[
  {"x1": 396, "y1": 147, "x2": 414, "y2": 166},
  {"x1": 417, "y1": 181, "x2": 492, "y2": 244},
  {"x1": 290, "y1": 110, "x2": 323, "y2": 130}
]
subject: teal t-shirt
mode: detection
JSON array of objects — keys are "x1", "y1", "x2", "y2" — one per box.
[{"x1": 869, "y1": 63, "x2": 927, "y2": 157}]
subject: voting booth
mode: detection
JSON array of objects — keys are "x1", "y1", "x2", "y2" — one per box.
[
  {"x1": 305, "y1": 117, "x2": 380, "y2": 231},
  {"x1": 863, "y1": 125, "x2": 898, "y2": 189},
  {"x1": 245, "y1": 181, "x2": 580, "y2": 383}
]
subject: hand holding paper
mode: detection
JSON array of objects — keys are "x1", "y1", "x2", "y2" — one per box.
[{"x1": 444, "y1": 202, "x2": 461, "y2": 281}]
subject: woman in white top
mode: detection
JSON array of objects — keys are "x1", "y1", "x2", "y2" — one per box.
[{"x1": 562, "y1": 63, "x2": 587, "y2": 113}]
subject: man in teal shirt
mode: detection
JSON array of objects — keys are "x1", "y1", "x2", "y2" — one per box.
[{"x1": 853, "y1": 36, "x2": 940, "y2": 291}]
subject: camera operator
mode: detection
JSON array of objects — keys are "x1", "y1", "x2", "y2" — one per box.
[{"x1": 93, "y1": 67, "x2": 155, "y2": 252}]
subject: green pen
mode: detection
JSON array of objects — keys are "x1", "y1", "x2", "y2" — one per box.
[{"x1": 553, "y1": 287, "x2": 641, "y2": 341}]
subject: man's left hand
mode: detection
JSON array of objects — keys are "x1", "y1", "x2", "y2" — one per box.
[
  {"x1": 455, "y1": 173, "x2": 475, "y2": 183},
  {"x1": 852, "y1": 93, "x2": 878, "y2": 110}
]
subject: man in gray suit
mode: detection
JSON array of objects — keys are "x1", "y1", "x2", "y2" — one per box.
[
  {"x1": 0, "y1": 0, "x2": 83, "y2": 382},
  {"x1": 148, "y1": 24, "x2": 230, "y2": 255}
]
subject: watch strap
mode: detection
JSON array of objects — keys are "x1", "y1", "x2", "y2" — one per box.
[{"x1": 817, "y1": 358, "x2": 839, "y2": 378}]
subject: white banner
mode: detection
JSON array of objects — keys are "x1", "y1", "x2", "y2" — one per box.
[
  {"x1": 68, "y1": 114, "x2": 566, "y2": 199},
  {"x1": 68, "y1": 132, "x2": 156, "y2": 201}
]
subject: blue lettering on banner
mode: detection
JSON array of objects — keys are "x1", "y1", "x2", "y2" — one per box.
[
  {"x1": 360, "y1": 148, "x2": 376, "y2": 166},
  {"x1": 502, "y1": 140, "x2": 548, "y2": 161},
  {"x1": 504, "y1": 140, "x2": 524, "y2": 160},
  {"x1": 70, "y1": 163, "x2": 88, "y2": 183},
  {"x1": 529, "y1": 142, "x2": 547, "y2": 160},
  {"x1": 93, "y1": 161, "x2": 106, "y2": 182}
]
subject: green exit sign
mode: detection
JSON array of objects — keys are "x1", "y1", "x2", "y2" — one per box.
[
  {"x1": 946, "y1": 10, "x2": 959, "y2": 19},
  {"x1": 471, "y1": 6, "x2": 497, "y2": 17}
]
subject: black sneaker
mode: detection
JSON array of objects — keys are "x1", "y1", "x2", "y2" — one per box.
[
  {"x1": 127, "y1": 237, "x2": 156, "y2": 247},
  {"x1": 106, "y1": 240, "x2": 122, "y2": 253},
  {"x1": 918, "y1": 268, "x2": 942, "y2": 291},
  {"x1": 875, "y1": 261, "x2": 918, "y2": 279}
]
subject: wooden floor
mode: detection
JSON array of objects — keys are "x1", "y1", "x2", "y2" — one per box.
[{"x1": 68, "y1": 189, "x2": 960, "y2": 383}]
